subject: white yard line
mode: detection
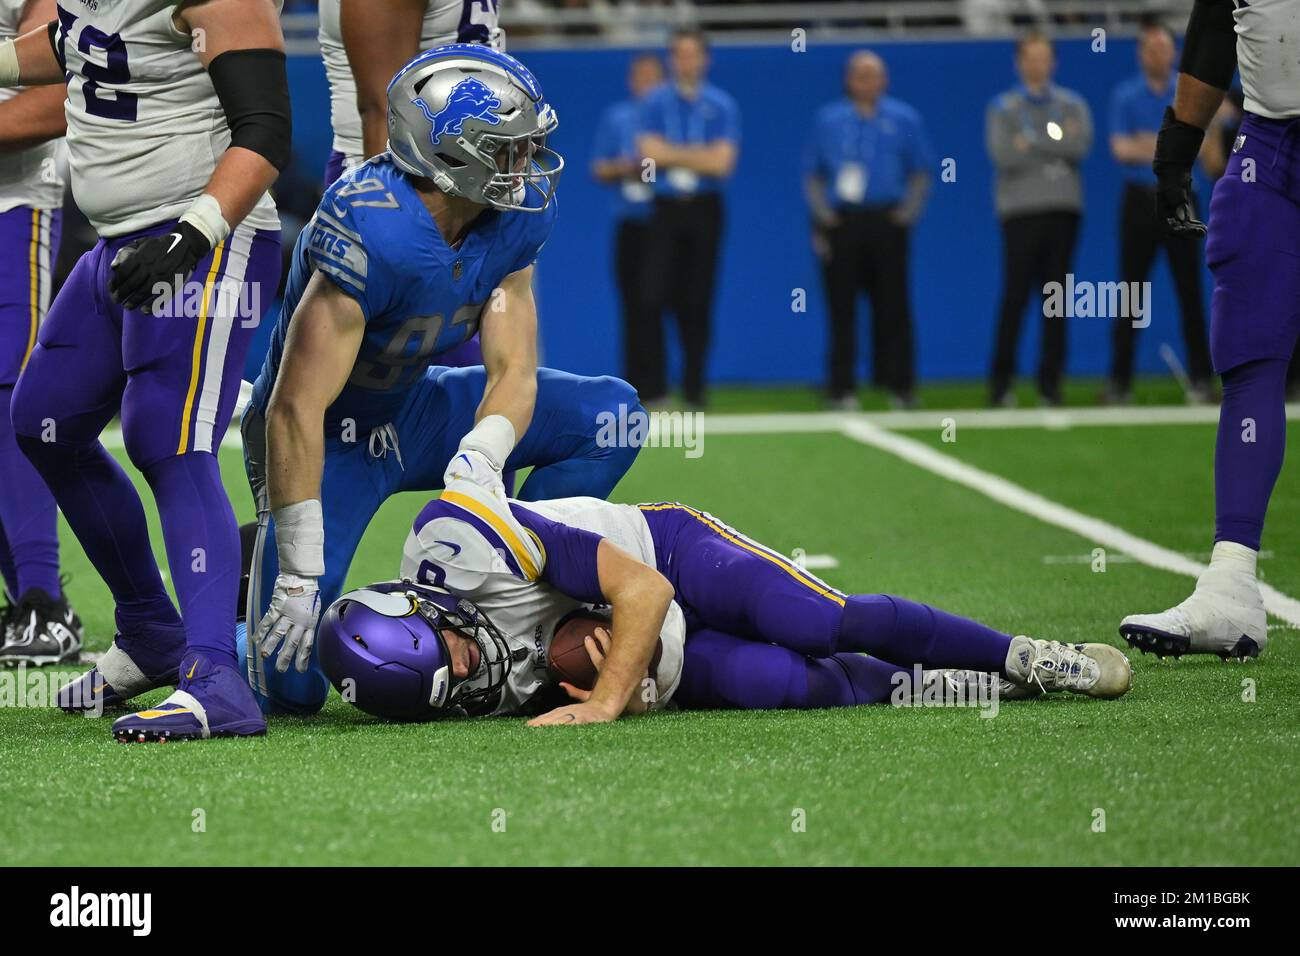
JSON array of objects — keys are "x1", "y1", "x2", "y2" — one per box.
[
  {"x1": 96, "y1": 401, "x2": 1300, "y2": 448},
  {"x1": 837, "y1": 417, "x2": 1300, "y2": 629},
  {"x1": 91, "y1": 400, "x2": 1299, "y2": 626}
]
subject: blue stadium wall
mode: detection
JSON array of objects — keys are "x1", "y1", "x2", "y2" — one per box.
[{"x1": 285, "y1": 35, "x2": 1215, "y2": 387}]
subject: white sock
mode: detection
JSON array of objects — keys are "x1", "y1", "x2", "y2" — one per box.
[{"x1": 1207, "y1": 540, "x2": 1258, "y2": 578}]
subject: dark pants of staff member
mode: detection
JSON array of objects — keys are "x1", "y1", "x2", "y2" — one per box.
[
  {"x1": 615, "y1": 217, "x2": 654, "y2": 392},
  {"x1": 823, "y1": 206, "x2": 915, "y2": 400},
  {"x1": 632, "y1": 193, "x2": 724, "y2": 406},
  {"x1": 989, "y1": 210, "x2": 1080, "y2": 405},
  {"x1": 1109, "y1": 182, "x2": 1213, "y2": 397}
]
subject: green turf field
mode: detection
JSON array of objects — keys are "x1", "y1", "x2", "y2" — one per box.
[{"x1": 2, "y1": 382, "x2": 1297, "y2": 866}]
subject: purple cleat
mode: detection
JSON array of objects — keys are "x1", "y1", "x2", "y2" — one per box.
[
  {"x1": 112, "y1": 653, "x2": 267, "y2": 743},
  {"x1": 56, "y1": 625, "x2": 185, "y2": 714}
]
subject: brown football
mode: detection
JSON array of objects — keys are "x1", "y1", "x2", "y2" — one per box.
[{"x1": 546, "y1": 611, "x2": 663, "y2": 692}]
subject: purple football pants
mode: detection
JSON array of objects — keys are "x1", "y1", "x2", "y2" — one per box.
[
  {"x1": 639, "y1": 504, "x2": 1013, "y2": 710},
  {"x1": 11, "y1": 219, "x2": 281, "y2": 668},
  {"x1": 0, "y1": 205, "x2": 62, "y2": 601},
  {"x1": 1204, "y1": 113, "x2": 1300, "y2": 551}
]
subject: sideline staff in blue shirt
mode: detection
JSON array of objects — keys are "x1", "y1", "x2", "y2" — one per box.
[
  {"x1": 635, "y1": 28, "x2": 741, "y2": 408},
  {"x1": 592, "y1": 53, "x2": 665, "y2": 395},
  {"x1": 805, "y1": 50, "x2": 933, "y2": 409},
  {"x1": 1106, "y1": 19, "x2": 1212, "y2": 403}
]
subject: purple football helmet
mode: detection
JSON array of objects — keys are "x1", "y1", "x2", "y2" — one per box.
[{"x1": 317, "y1": 581, "x2": 511, "y2": 721}]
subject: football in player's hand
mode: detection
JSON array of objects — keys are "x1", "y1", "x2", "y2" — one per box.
[
  {"x1": 547, "y1": 612, "x2": 610, "y2": 692},
  {"x1": 547, "y1": 611, "x2": 664, "y2": 692}
]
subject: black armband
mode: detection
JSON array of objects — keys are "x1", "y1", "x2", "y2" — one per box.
[
  {"x1": 48, "y1": 20, "x2": 63, "y2": 71},
  {"x1": 1180, "y1": 0, "x2": 1238, "y2": 91},
  {"x1": 208, "y1": 48, "x2": 292, "y2": 171}
]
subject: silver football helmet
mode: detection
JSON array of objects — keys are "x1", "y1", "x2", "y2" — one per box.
[{"x1": 386, "y1": 44, "x2": 562, "y2": 213}]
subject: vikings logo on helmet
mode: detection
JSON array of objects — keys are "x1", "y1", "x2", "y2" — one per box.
[{"x1": 414, "y1": 77, "x2": 503, "y2": 147}]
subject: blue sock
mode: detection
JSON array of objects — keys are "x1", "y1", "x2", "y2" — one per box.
[
  {"x1": 142, "y1": 453, "x2": 240, "y2": 671},
  {"x1": 15, "y1": 433, "x2": 180, "y2": 635},
  {"x1": 840, "y1": 594, "x2": 1012, "y2": 674},
  {"x1": 0, "y1": 385, "x2": 61, "y2": 599},
  {"x1": 1215, "y1": 358, "x2": 1289, "y2": 551},
  {"x1": 0, "y1": 519, "x2": 17, "y2": 601}
]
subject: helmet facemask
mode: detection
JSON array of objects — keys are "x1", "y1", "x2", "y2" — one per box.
[
  {"x1": 474, "y1": 107, "x2": 563, "y2": 212},
  {"x1": 406, "y1": 587, "x2": 512, "y2": 713}
]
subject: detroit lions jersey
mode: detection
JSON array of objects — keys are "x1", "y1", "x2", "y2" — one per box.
[
  {"x1": 400, "y1": 479, "x2": 686, "y2": 716},
  {"x1": 0, "y1": 0, "x2": 64, "y2": 213},
  {"x1": 1233, "y1": 0, "x2": 1300, "y2": 119},
  {"x1": 53, "y1": 0, "x2": 280, "y2": 236},
  {"x1": 319, "y1": 0, "x2": 501, "y2": 167},
  {"x1": 252, "y1": 153, "x2": 555, "y2": 431}
]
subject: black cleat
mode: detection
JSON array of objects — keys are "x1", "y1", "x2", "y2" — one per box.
[
  {"x1": 0, "y1": 588, "x2": 84, "y2": 666},
  {"x1": 1119, "y1": 624, "x2": 1189, "y2": 660}
]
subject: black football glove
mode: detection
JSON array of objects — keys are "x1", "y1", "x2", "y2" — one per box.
[
  {"x1": 1152, "y1": 105, "x2": 1208, "y2": 238},
  {"x1": 109, "y1": 220, "x2": 212, "y2": 313}
]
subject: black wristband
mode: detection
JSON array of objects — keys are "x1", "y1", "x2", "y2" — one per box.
[
  {"x1": 208, "y1": 48, "x2": 292, "y2": 171},
  {"x1": 1153, "y1": 106, "x2": 1206, "y2": 179}
]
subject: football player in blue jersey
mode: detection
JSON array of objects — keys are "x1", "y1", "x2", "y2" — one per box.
[{"x1": 125, "y1": 45, "x2": 640, "y2": 731}]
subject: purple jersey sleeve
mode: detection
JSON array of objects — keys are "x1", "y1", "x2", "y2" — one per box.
[{"x1": 508, "y1": 504, "x2": 606, "y2": 604}]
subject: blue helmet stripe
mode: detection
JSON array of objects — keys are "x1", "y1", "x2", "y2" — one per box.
[{"x1": 388, "y1": 43, "x2": 543, "y2": 101}]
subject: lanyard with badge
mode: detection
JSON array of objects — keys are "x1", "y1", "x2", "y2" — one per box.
[
  {"x1": 666, "y1": 93, "x2": 705, "y2": 195},
  {"x1": 836, "y1": 114, "x2": 878, "y2": 205}
]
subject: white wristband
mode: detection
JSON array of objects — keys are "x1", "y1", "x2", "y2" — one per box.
[
  {"x1": 459, "y1": 414, "x2": 516, "y2": 471},
  {"x1": 272, "y1": 499, "x2": 326, "y2": 579},
  {"x1": 179, "y1": 194, "x2": 231, "y2": 249},
  {"x1": 0, "y1": 39, "x2": 19, "y2": 88}
]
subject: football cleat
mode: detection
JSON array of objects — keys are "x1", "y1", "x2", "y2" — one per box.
[
  {"x1": 1005, "y1": 636, "x2": 1132, "y2": 699},
  {"x1": 112, "y1": 653, "x2": 267, "y2": 743},
  {"x1": 925, "y1": 668, "x2": 1042, "y2": 702},
  {"x1": 1120, "y1": 565, "x2": 1268, "y2": 660},
  {"x1": 56, "y1": 624, "x2": 185, "y2": 713},
  {"x1": 0, "y1": 588, "x2": 84, "y2": 666}
]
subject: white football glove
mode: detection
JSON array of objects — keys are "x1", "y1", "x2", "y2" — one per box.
[
  {"x1": 255, "y1": 573, "x2": 321, "y2": 673},
  {"x1": 443, "y1": 448, "x2": 506, "y2": 500}
]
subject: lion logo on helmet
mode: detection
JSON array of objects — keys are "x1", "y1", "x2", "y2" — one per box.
[{"x1": 414, "y1": 76, "x2": 504, "y2": 147}]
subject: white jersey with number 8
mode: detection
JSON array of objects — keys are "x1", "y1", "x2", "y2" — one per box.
[{"x1": 54, "y1": 0, "x2": 280, "y2": 237}]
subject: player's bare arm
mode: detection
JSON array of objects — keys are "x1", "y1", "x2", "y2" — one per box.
[
  {"x1": 265, "y1": 274, "x2": 367, "y2": 513},
  {"x1": 107, "y1": 0, "x2": 290, "y2": 311},
  {"x1": 443, "y1": 264, "x2": 540, "y2": 498},
  {"x1": 177, "y1": 0, "x2": 288, "y2": 228},
  {"x1": 257, "y1": 274, "x2": 365, "y2": 673},
  {"x1": 529, "y1": 540, "x2": 674, "y2": 727},
  {"x1": 477, "y1": 265, "x2": 540, "y2": 442},
  {"x1": 0, "y1": 0, "x2": 60, "y2": 86},
  {"x1": 638, "y1": 133, "x2": 737, "y2": 178},
  {"x1": 0, "y1": 0, "x2": 65, "y2": 150},
  {"x1": 1154, "y1": 0, "x2": 1237, "y2": 236},
  {"x1": 341, "y1": 0, "x2": 426, "y2": 161}
]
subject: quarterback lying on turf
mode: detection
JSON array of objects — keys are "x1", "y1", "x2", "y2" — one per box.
[{"x1": 308, "y1": 473, "x2": 1133, "y2": 725}]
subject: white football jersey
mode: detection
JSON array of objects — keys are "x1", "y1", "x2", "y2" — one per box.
[
  {"x1": 319, "y1": 0, "x2": 501, "y2": 168},
  {"x1": 0, "y1": 0, "x2": 64, "y2": 213},
  {"x1": 1234, "y1": 0, "x2": 1300, "y2": 119},
  {"x1": 400, "y1": 479, "x2": 686, "y2": 716},
  {"x1": 55, "y1": 0, "x2": 280, "y2": 236}
]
